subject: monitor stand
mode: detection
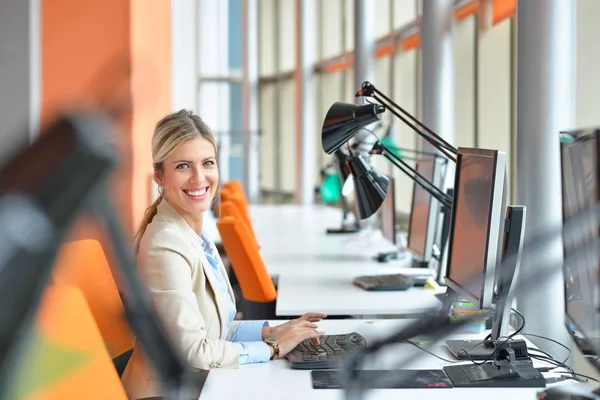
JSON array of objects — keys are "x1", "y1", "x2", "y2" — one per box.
[{"x1": 445, "y1": 206, "x2": 526, "y2": 361}]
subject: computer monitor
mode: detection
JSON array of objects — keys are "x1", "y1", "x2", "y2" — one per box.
[
  {"x1": 560, "y1": 129, "x2": 600, "y2": 357},
  {"x1": 406, "y1": 158, "x2": 445, "y2": 263},
  {"x1": 444, "y1": 148, "x2": 507, "y2": 309},
  {"x1": 443, "y1": 148, "x2": 524, "y2": 361},
  {"x1": 379, "y1": 175, "x2": 396, "y2": 245}
]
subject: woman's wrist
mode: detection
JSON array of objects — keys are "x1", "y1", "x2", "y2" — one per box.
[
  {"x1": 262, "y1": 326, "x2": 273, "y2": 340},
  {"x1": 268, "y1": 345, "x2": 275, "y2": 360}
]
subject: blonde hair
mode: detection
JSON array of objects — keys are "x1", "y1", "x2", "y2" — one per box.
[{"x1": 133, "y1": 109, "x2": 218, "y2": 252}]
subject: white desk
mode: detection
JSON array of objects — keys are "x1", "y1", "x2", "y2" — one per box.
[
  {"x1": 275, "y1": 266, "x2": 445, "y2": 316},
  {"x1": 199, "y1": 319, "x2": 554, "y2": 399},
  {"x1": 248, "y1": 204, "x2": 443, "y2": 317},
  {"x1": 251, "y1": 205, "x2": 397, "y2": 264}
]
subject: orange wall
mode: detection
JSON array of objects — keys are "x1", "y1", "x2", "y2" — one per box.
[
  {"x1": 130, "y1": 0, "x2": 171, "y2": 232},
  {"x1": 42, "y1": 0, "x2": 170, "y2": 278}
]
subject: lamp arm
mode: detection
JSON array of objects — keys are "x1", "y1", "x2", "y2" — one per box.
[
  {"x1": 372, "y1": 93, "x2": 456, "y2": 162},
  {"x1": 373, "y1": 144, "x2": 446, "y2": 160},
  {"x1": 376, "y1": 143, "x2": 453, "y2": 209},
  {"x1": 357, "y1": 81, "x2": 457, "y2": 162}
]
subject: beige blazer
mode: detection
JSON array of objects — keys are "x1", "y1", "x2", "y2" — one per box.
[{"x1": 122, "y1": 199, "x2": 240, "y2": 400}]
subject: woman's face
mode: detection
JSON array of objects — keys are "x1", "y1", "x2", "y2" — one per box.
[{"x1": 155, "y1": 137, "x2": 218, "y2": 220}]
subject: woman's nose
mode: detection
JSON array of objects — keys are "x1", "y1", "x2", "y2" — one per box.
[{"x1": 190, "y1": 166, "x2": 205, "y2": 184}]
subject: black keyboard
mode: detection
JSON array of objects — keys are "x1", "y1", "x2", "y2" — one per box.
[
  {"x1": 352, "y1": 274, "x2": 416, "y2": 291},
  {"x1": 285, "y1": 332, "x2": 368, "y2": 370}
]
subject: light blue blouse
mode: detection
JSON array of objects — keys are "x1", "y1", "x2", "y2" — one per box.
[{"x1": 198, "y1": 234, "x2": 271, "y2": 364}]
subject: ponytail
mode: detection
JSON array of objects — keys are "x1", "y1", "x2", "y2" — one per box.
[{"x1": 133, "y1": 195, "x2": 163, "y2": 253}]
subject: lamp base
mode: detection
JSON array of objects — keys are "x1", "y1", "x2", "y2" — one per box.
[
  {"x1": 411, "y1": 259, "x2": 430, "y2": 269},
  {"x1": 326, "y1": 226, "x2": 360, "y2": 234}
]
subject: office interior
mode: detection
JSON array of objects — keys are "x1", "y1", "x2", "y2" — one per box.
[{"x1": 2, "y1": 0, "x2": 600, "y2": 399}]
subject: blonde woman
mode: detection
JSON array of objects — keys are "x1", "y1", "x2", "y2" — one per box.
[{"x1": 122, "y1": 110, "x2": 325, "y2": 399}]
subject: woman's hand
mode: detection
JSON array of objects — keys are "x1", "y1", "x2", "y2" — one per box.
[
  {"x1": 262, "y1": 312, "x2": 327, "y2": 341},
  {"x1": 273, "y1": 320, "x2": 326, "y2": 359}
]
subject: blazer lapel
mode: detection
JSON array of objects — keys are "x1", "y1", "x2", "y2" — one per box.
[
  {"x1": 205, "y1": 237, "x2": 236, "y2": 306},
  {"x1": 157, "y1": 200, "x2": 230, "y2": 338},
  {"x1": 196, "y1": 247, "x2": 229, "y2": 337}
]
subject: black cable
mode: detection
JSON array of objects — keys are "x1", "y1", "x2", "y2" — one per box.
[
  {"x1": 456, "y1": 336, "x2": 513, "y2": 366},
  {"x1": 529, "y1": 353, "x2": 567, "y2": 370},
  {"x1": 531, "y1": 354, "x2": 600, "y2": 383},
  {"x1": 510, "y1": 308, "x2": 526, "y2": 337},
  {"x1": 528, "y1": 347, "x2": 562, "y2": 362},
  {"x1": 521, "y1": 332, "x2": 572, "y2": 364},
  {"x1": 404, "y1": 339, "x2": 460, "y2": 364},
  {"x1": 527, "y1": 353, "x2": 599, "y2": 383},
  {"x1": 565, "y1": 372, "x2": 600, "y2": 383}
]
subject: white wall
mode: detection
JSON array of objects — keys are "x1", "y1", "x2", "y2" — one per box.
[
  {"x1": 453, "y1": 15, "x2": 476, "y2": 149},
  {"x1": 478, "y1": 18, "x2": 513, "y2": 200},
  {"x1": 576, "y1": 0, "x2": 600, "y2": 128},
  {"x1": 171, "y1": 0, "x2": 196, "y2": 111}
]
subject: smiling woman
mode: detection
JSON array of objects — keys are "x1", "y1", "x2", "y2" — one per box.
[{"x1": 122, "y1": 110, "x2": 325, "y2": 400}]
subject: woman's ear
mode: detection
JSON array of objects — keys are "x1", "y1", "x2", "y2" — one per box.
[{"x1": 153, "y1": 170, "x2": 163, "y2": 186}]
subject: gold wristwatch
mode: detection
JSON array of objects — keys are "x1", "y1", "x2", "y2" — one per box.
[{"x1": 264, "y1": 338, "x2": 280, "y2": 359}]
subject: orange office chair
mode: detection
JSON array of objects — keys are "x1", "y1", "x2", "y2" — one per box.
[
  {"x1": 223, "y1": 180, "x2": 247, "y2": 201},
  {"x1": 5, "y1": 285, "x2": 128, "y2": 400},
  {"x1": 219, "y1": 199, "x2": 257, "y2": 241},
  {"x1": 51, "y1": 239, "x2": 134, "y2": 375},
  {"x1": 217, "y1": 216, "x2": 276, "y2": 319}
]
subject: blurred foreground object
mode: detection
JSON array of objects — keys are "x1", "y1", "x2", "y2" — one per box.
[{"x1": 0, "y1": 111, "x2": 195, "y2": 399}]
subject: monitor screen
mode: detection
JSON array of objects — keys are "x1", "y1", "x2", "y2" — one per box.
[
  {"x1": 407, "y1": 158, "x2": 442, "y2": 260},
  {"x1": 561, "y1": 130, "x2": 600, "y2": 355},
  {"x1": 445, "y1": 148, "x2": 506, "y2": 309},
  {"x1": 379, "y1": 176, "x2": 396, "y2": 245}
]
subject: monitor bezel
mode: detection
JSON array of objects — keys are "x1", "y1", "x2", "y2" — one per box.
[
  {"x1": 406, "y1": 157, "x2": 444, "y2": 261},
  {"x1": 560, "y1": 129, "x2": 600, "y2": 352},
  {"x1": 379, "y1": 175, "x2": 396, "y2": 245},
  {"x1": 444, "y1": 147, "x2": 507, "y2": 309}
]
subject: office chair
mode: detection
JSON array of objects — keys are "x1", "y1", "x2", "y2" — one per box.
[
  {"x1": 223, "y1": 180, "x2": 248, "y2": 203},
  {"x1": 217, "y1": 216, "x2": 277, "y2": 320},
  {"x1": 5, "y1": 285, "x2": 128, "y2": 399},
  {"x1": 51, "y1": 239, "x2": 135, "y2": 376},
  {"x1": 219, "y1": 200, "x2": 257, "y2": 242}
]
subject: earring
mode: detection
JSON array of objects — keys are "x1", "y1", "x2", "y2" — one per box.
[{"x1": 158, "y1": 185, "x2": 164, "y2": 195}]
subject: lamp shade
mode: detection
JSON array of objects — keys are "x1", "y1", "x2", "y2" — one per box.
[
  {"x1": 322, "y1": 102, "x2": 385, "y2": 154},
  {"x1": 347, "y1": 154, "x2": 389, "y2": 219}
]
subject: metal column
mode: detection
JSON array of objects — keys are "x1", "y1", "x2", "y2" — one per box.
[
  {"x1": 353, "y1": 0, "x2": 375, "y2": 98},
  {"x1": 0, "y1": 0, "x2": 34, "y2": 165},
  {"x1": 294, "y1": 0, "x2": 316, "y2": 204},
  {"x1": 242, "y1": 0, "x2": 260, "y2": 203},
  {"x1": 515, "y1": 0, "x2": 575, "y2": 359},
  {"x1": 421, "y1": 0, "x2": 454, "y2": 151}
]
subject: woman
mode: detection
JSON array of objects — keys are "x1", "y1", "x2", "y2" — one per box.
[{"x1": 122, "y1": 110, "x2": 326, "y2": 399}]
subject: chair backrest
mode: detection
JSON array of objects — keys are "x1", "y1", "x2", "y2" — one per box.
[
  {"x1": 217, "y1": 216, "x2": 276, "y2": 303},
  {"x1": 223, "y1": 180, "x2": 247, "y2": 200},
  {"x1": 224, "y1": 194, "x2": 249, "y2": 217},
  {"x1": 5, "y1": 285, "x2": 128, "y2": 400},
  {"x1": 219, "y1": 200, "x2": 256, "y2": 240},
  {"x1": 51, "y1": 240, "x2": 134, "y2": 359}
]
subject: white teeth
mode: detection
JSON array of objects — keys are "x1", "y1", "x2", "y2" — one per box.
[{"x1": 186, "y1": 187, "x2": 208, "y2": 196}]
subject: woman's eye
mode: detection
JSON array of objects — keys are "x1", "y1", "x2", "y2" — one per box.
[
  {"x1": 176, "y1": 163, "x2": 189, "y2": 169},
  {"x1": 204, "y1": 160, "x2": 215, "y2": 167}
]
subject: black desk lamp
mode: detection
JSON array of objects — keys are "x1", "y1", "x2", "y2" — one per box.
[{"x1": 321, "y1": 81, "x2": 455, "y2": 219}]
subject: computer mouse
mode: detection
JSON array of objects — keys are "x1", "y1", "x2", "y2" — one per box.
[{"x1": 376, "y1": 253, "x2": 391, "y2": 262}]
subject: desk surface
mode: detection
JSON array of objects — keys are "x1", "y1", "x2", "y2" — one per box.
[
  {"x1": 275, "y1": 267, "x2": 445, "y2": 316},
  {"x1": 199, "y1": 319, "x2": 551, "y2": 400},
  {"x1": 249, "y1": 204, "x2": 443, "y2": 316}
]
